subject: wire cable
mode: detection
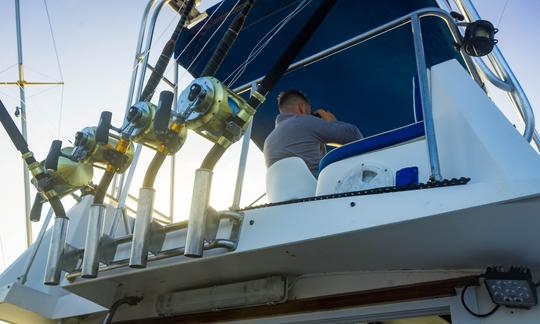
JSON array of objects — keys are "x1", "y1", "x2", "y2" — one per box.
[
  {"x1": 226, "y1": 0, "x2": 312, "y2": 85},
  {"x1": 42, "y1": 0, "x2": 65, "y2": 138},
  {"x1": 224, "y1": 0, "x2": 312, "y2": 87},
  {"x1": 461, "y1": 278, "x2": 500, "y2": 318},
  {"x1": 0, "y1": 64, "x2": 17, "y2": 77},
  {"x1": 176, "y1": 0, "x2": 243, "y2": 85},
  {"x1": 496, "y1": 0, "x2": 510, "y2": 28}
]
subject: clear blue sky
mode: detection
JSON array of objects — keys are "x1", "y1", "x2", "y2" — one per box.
[{"x1": 0, "y1": 0, "x2": 539, "y2": 270}]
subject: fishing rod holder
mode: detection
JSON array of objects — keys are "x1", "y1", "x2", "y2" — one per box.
[
  {"x1": 128, "y1": 91, "x2": 186, "y2": 268},
  {"x1": 81, "y1": 204, "x2": 107, "y2": 278},
  {"x1": 129, "y1": 187, "x2": 156, "y2": 267},
  {"x1": 181, "y1": 78, "x2": 259, "y2": 258},
  {"x1": 44, "y1": 215, "x2": 68, "y2": 285}
]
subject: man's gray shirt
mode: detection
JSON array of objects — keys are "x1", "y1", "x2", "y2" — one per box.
[{"x1": 263, "y1": 113, "x2": 362, "y2": 176}]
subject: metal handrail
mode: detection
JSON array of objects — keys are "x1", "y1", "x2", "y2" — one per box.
[
  {"x1": 109, "y1": 0, "x2": 172, "y2": 236},
  {"x1": 234, "y1": 7, "x2": 482, "y2": 94},
  {"x1": 453, "y1": 0, "x2": 539, "y2": 148}
]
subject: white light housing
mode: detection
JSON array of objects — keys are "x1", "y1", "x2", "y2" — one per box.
[{"x1": 156, "y1": 276, "x2": 287, "y2": 316}]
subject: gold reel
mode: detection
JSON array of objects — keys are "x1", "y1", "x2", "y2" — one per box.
[{"x1": 177, "y1": 77, "x2": 254, "y2": 148}]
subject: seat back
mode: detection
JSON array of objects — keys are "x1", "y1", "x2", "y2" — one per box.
[{"x1": 266, "y1": 157, "x2": 317, "y2": 203}]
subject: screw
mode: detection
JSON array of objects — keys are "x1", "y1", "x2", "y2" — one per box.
[
  {"x1": 249, "y1": 220, "x2": 255, "y2": 225},
  {"x1": 350, "y1": 202, "x2": 356, "y2": 207}
]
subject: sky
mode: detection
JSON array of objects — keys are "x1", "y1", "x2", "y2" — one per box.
[{"x1": 0, "y1": 0, "x2": 539, "y2": 271}]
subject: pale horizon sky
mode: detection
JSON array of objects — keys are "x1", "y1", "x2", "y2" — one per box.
[{"x1": 0, "y1": 0, "x2": 539, "y2": 271}]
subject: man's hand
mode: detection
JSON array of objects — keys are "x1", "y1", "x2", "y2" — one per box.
[{"x1": 314, "y1": 109, "x2": 336, "y2": 121}]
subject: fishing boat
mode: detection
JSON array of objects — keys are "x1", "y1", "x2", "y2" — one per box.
[{"x1": 1, "y1": 0, "x2": 539, "y2": 323}]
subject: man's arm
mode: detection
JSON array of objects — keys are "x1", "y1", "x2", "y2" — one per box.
[{"x1": 310, "y1": 109, "x2": 362, "y2": 145}]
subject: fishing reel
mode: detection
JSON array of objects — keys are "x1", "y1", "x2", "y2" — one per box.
[
  {"x1": 177, "y1": 77, "x2": 256, "y2": 148},
  {"x1": 123, "y1": 91, "x2": 187, "y2": 154},
  {"x1": 29, "y1": 140, "x2": 94, "y2": 222},
  {"x1": 71, "y1": 111, "x2": 134, "y2": 173}
]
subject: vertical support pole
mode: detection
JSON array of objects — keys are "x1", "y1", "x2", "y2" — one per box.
[
  {"x1": 114, "y1": 0, "x2": 169, "y2": 228},
  {"x1": 19, "y1": 208, "x2": 53, "y2": 285},
  {"x1": 411, "y1": 14, "x2": 442, "y2": 182},
  {"x1": 231, "y1": 121, "x2": 252, "y2": 210},
  {"x1": 14, "y1": 0, "x2": 32, "y2": 247},
  {"x1": 169, "y1": 62, "x2": 179, "y2": 222}
]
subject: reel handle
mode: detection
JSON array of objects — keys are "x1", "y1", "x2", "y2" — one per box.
[
  {"x1": 96, "y1": 111, "x2": 112, "y2": 144},
  {"x1": 45, "y1": 140, "x2": 62, "y2": 171},
  {"x1": 154, "y1": 91, "x2": 174, "y2": 132},
  {"x1": 30, "y1": 193, "x2": 44, "y2": 222}
]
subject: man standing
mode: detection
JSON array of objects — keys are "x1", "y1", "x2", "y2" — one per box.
[{"x1": 263, "y1": 89, "x2": 362, "y2": 177}]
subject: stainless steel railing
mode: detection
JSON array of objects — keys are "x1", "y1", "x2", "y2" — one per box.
[
  {"x1": 453, "y1": 0, "x2": 539, "y2": 149},
  {"x1": 232, "y1": 7, "x2": 483, "y2": 195}
]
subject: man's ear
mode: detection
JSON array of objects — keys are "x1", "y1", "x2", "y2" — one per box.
[{"x1": 298, "y1": 102, "x2": 308, "y2": 115}]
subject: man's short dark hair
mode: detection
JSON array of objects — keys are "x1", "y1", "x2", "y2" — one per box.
[{"x1": 277, "y1": 89, "x2": 309, "y2": 109}]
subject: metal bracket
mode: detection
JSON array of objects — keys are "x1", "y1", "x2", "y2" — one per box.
[
  {"x1": 148, "y1": 221, "x2": 167, "y2": 255},
  {"x1": 61, "y1": 243, "x2": 83, "y2": 273},
  {"x1": 99, "y1": 234, "x2": 119, "y2": 266}
]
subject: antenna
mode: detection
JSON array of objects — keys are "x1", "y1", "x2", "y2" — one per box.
[{"x1": 0, "y1": 0, "x2": 64, "y2": 247}]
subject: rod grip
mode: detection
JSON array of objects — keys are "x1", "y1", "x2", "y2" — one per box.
[
  {"x1": 154, "y1": 91, "x2": 174, "y2": 132},
  {"x1": 45, "y1": 140, "x2": 62, "y2": 171}
]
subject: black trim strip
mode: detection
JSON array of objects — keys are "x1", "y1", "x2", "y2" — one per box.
[{"x1": 241, "y1": 177, "x2": 471, "y2": 211}]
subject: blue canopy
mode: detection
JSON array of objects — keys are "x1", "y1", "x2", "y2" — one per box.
[{"x1": 175, "y1": 0, "x2": 464, "y2": 150}]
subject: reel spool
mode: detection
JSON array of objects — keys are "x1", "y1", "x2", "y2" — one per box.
[
  {"x1": 30, "y1": 143, "x2": 94, "y2": 222},
  {"x1": 36, "y1": 146, "x2": 93, "y2": 197},
  {"x1": 122, "y1": 94, "x2": 187, "y2": 154},
  {"x1": 71, "y1": 125, "x2": 134, "y2": 173},
  {"x1": 177, "y1": 77, "x2": 255, "y2": 148}
]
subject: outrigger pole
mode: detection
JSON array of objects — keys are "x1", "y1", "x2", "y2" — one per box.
[{"x1": 0, "y1": 0, "x2": 64, "y2": 247}]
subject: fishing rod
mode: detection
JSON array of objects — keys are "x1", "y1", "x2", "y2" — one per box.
[
  {"x1": 183, "y1": 0, "x2": 337, "y2": 258},
  {"x1": 140, "y1": 0, "x2": 196, "y2": 102},
  {"x1": 0, "y1": 99, "x2": 94, "y2": 285}
]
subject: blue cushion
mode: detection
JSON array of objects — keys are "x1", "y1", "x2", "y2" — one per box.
[{"x1": 319, "y1": 122, "x2": 426, "y2": 172}]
